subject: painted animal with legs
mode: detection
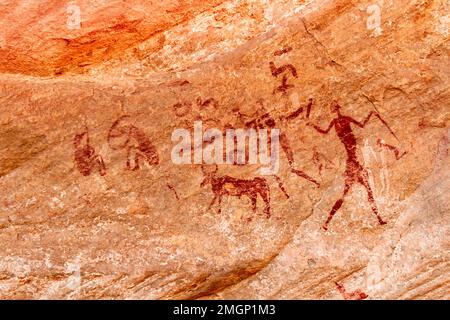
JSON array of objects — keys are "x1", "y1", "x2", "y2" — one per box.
[{"x1": 200, "y1": 165, "x2": 288, "y2": 218}]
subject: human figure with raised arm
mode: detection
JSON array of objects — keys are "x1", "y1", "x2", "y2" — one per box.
[
  {"x1": 245, "y1": 98, "x2": 320, "y2": 187},
  {"x1": 307, "y1": 101, "x2": 397, "y2": 230}
]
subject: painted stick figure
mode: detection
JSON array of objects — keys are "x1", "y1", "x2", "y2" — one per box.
[
  {"x1": 73, "y1": 128, "x2": 106, "y2": 176},
  {"x1": 245, "y1": 99, "x2": 320, "y2": 187},
  {"x1": 269, "y1": 61, "x2": 298, "y2": 95},
  {"x1": 308, "y1": 101, "x2": 397, "y2": 230},
  {"x1": 280, "y1": 98, "x2": 321, "y2": 187}
]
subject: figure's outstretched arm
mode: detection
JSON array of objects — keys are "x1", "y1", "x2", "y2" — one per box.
[
  {"x1": 308, "y1": 119, "x2": 335, "y2": 134},
  {"x1": 353, "y1": 111, "x2": 399, "y2": 140},
  {"x1": 284, "y1": 99, "x2": 313, "y2": 122},
  {"x1": 351, "y1": 111, "x2": 377, "y2": 128},
  {"x1": 284, "y1": 106, "x2": 303, "y2": 121}
]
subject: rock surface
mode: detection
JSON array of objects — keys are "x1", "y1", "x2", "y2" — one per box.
[{"x1": 0, "y1": 0, "x2": 448, "y2": 299}]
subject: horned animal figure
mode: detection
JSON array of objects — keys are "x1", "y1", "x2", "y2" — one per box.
[
  {"x1": 200, "y1": 165, "x2": 289, "y2": 218},
  {"x1": 108, "y1": 115, "x2": 159, "y2": 170}
]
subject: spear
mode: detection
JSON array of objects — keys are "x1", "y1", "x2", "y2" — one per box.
[
  {"x1": 374, "y1": 112, "x2": 400, "y2": 142},
  {"x1": 306, "y1": 98, "x2": 313, "y2": 119},
  {"x1": 362, "y1": 93, "x2": 400, "y2": 142}
]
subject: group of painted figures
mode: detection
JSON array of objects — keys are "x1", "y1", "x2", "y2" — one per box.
[{"x1": 73, "y1": 47, "x2": 405, "y2": 231}]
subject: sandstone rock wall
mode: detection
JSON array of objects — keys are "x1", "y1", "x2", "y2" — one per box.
[{"x1": 0, "y1": 0, "x2": 448, "y2": 299}]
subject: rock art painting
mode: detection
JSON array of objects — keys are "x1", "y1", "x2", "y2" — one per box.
[
  {"x1": 108, "y1": 115, "x2": 160, "y2": 170},
  {"x1": 0, "y1": 0, "x2": 448, "y2": 303},
  {"x1": 73, "y1": 127, "x2": 106, "y2": 177},
  {"x1": 307, "y1": 102, "x2": 397, "y2": 230}
]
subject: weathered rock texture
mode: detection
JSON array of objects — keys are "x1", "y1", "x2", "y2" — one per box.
[{"x1": 0, "y1": 0, "x2": 449, "y2": 299}]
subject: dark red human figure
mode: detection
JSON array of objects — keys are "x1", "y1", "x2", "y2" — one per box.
[
  {"x1": 239, "y1": 99, "x2": 319, "y2": 187},
  {"x1": 279, "y1": 98, "x2": 321, "y2": 187},
  {"x1": 220, "y1": 102, "x2": 318, "y2": 188},
  {"x1": 308, "y1": 101, "x2": 393, "y2": 230},
  {"x1": 108, "y1": 116, "x2": 159, "y2": 170},
  {"x1": 335, "y1": 282, "x2": 368, "y2": 300},
  {"x1": 73, "y1": 129, "x2": 106, "y2": 176}
]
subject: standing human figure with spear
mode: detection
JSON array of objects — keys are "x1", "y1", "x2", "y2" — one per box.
[{"x1": 307, "y1": 101, "x2": 399, "y2": 230}]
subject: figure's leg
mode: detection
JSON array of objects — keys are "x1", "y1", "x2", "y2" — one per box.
[
  {"x1": 126, "y1": 146, "x2": 133, "y2": 170},
  {"x1": 133, "y1": 152, "x2": 140, "y2": 170},
  {"x1": 359, "y1": 170, "x2": 387, "y2": 225},
  {"x1": 250, "y1": 195, "x2": 257, "y2": 212},
  {"x1": 280, "y1": 133, "x2": 294, "y2": 166},
  {"x1": 217, "y1": 195, "x2": 222, "y2": 214},
  {"x1": 274, "y1": 175, "x2": 289, "y2": 199},
  {"x1": 291, "y1": 168, "x2": 320, "y2": 188},
  {"x1": 259, "y1": 189, "x2": 271, "y2": 218},
  {"x1": 323, "y1": 179, "x2": 351, "y2": 230},
  {"x1": 207, "y1": 195, "x2": 217, "y2": 212},
  {"x1": 133, "y1": 151, "x2": 146, "y2": 170}
]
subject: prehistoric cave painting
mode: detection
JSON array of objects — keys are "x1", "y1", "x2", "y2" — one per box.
[
  {"x1": 269, "y1": 47, "x2": 298, "y2": 96},
  {"x1": 172, "y1": 101, "x2": 192, "y2": 118},
  {"x1": 269, "y1": 61, "x2": 298, "y2": 78},
  {"x1": 308, "y1": 101, "x2": 399, "y2": 230},
  {"x1": 377, "y1": 139, "x2": 407, "y2": 160},
  {"x1": 73, "y1": 128, "x2": 106, "y2": 176},
  {"x1": 273, "y1": 46, "x2": 293, "y2": 56},
  {"x1": 280, "y1": 98, "x2": 321, "y2": 187},
  {"x1": 172, "y1": 97, "x2": 220, "y2": 128},
  {"x1": 161, "y1": 79, "x2": 191, "y2": 87},
  {"x1": 108, "y1": 115, "x2": 159, "y2": 170},
  {"x1": 167, "y1": 183, "x2": 180, "y2": 200},
  {"x1": 335, "y1": 282, "x2": 368, "y2": 300},
  {"x1": 196, "y1": 97, "x2": 219, "y2": 110},
  {"x1": 172, "y1": 97, "x2": 219, "y2": 116},
  {"x1": 200, "y1": 165, "x2": 289, "y2": 218},
  {"x1": 236, "y1": 99, "x2": 320, "y2": 187},
  {"x1": 311, "y1": 146, "x2": 334, "y2": 178},
  {"x1": 283, "y1": 96, "x2": 313, "y2": 122},
  {"x1": 273, "y1": 175, "x2": 290, "y2": 200},
  {"x1": 270, "y1": 61, "x2": 298, "y2": 95}
]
